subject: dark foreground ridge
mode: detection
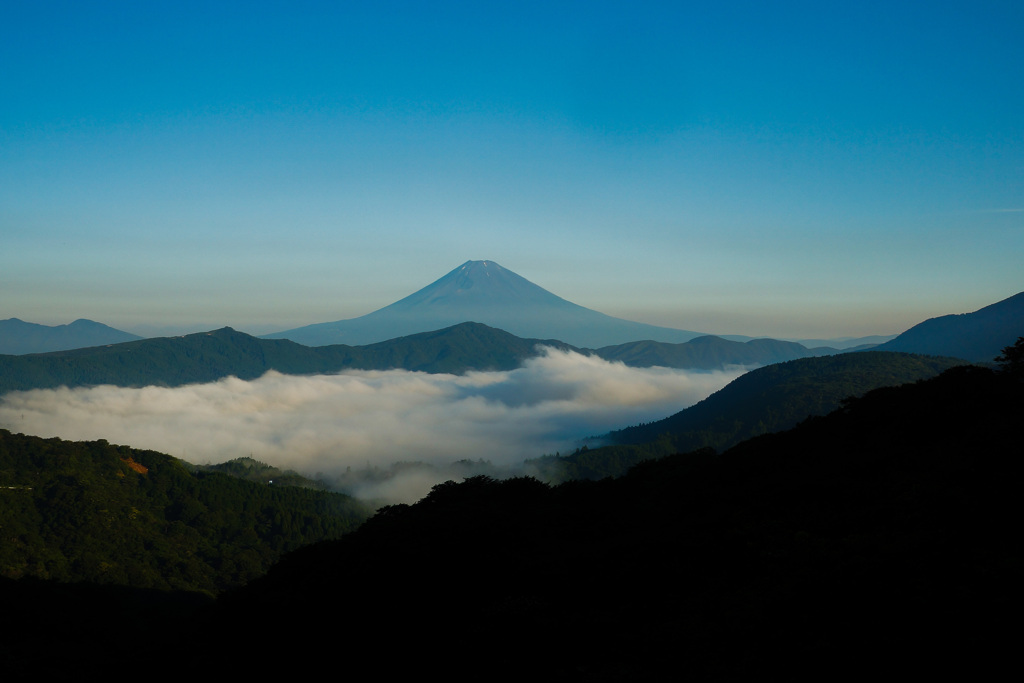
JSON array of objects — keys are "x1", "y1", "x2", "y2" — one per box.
[{"x1": 206, "y1": 363, "x2": 1020, "y2": 678}]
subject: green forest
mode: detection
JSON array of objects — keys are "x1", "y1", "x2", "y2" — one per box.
[{"x1": 0, "y1": 431, "x2": 369, "y2": 593}]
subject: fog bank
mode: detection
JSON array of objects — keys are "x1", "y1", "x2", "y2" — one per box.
[{"x1": 0, "y1": 348, "x2": 746, "y2": 501}]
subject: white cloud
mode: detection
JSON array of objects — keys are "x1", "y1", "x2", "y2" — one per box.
[{"x1": 0, "y1": 348, "x2": 746, "y2": 501}]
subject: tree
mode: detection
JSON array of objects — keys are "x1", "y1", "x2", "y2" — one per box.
[{"x1": 995, "y1": 337, "x2": 1024, "y2": 375}]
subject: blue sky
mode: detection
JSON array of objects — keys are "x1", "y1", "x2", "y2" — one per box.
[{"x1": 2, "y1": 0, "x2": 1021, "y2": 339}]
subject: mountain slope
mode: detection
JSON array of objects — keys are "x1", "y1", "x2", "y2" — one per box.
[
  {"x1": 0, "y1": 318, "x2": 141, "y2": 354},
  {"x1": 595, "y1": 335, "x2": 834, "y2": 369},
  {"x1": 0, "y1": 429, "x2": 368, "y2": 593},
  {"x1": 204, "y1": 363, "x2": 1022, "y2": 679},
  {"x1": 872, "y1": 291, "x2": 1024, "y2": 361},
  {"x1": 265, "y1": 260, "x2": 704, "y2": 347},
  {"x1": 529, "y1": 352, "x2": 967, "y2": 482},
  {"x1": 5, "y1": 361, "x2": 1019, "y2": 677},
  {"x1": 609, "y1": 351, "x2": 966, "y2": 450}
]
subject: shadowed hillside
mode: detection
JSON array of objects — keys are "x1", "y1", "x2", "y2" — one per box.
[
  {"x1": 204, "y1": 362, "x2": 1022, "y2": 679},
  {"x1": 3, "y1": 357, "x2": 1020, "y2": 677},
  {"x1": 530, "y1": 351, "x2": 966, "y2": 481}
]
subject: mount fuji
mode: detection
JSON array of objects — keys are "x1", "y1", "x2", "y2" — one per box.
[{"x1": 265, "y1": 260, "x2": 704, "y2": 348}]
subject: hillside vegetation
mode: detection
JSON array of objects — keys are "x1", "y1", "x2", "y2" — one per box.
[
  {"x1": 207, "y1": 362, "x2": 1022, "y2": 679},
  {"x1": 595, "y1": 334, "x2": 832, "y2": 369},
  {"x1": 0, "y1": 430, "x2": 369, "y2": 593},
  {"x1": 531, "y1": 351, "x2": 966, "y2": 481}
]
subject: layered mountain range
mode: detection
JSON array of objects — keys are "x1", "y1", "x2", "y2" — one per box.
[
  {"x1": 2, "y1": 261, "x2": 1021, "y2": 366},
  {"x1": 0, "y1": 323, "x2": 832, "y2": 395}
]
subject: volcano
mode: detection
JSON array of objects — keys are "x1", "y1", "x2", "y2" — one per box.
[{"x1": 265, "y1": 260, "x2": 703, "y2": 347}]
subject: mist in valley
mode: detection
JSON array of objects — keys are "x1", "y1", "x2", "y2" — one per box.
[{"x1": 0, "y1": 347, "x2": 746, "y2": 504}]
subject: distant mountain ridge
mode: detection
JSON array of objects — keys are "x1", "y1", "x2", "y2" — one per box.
[
  {"x1": 0, "y1": 323, "x2": 575, "y2": 394},
  {"x1": 598, "y1": 335, "x2": 836, "y2": 369},
  {"x1": 0, "y1": 318, "x2": 141, "y2": 354},
  {"x1": 0, "y1": 323, "x2": 837, "y2": 395},
  {"x1": 265, "y1": 260, "x2": 705, "y2": 347},
  {"x1": 871, "y1": 291, "x2": 1024, "y2": 362}
]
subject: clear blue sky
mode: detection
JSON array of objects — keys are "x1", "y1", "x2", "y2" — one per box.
[{"x1": 2, "y1": 0, "x2": 1021, "y2": 339}]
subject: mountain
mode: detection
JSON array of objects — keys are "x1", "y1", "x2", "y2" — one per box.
[
  {"x1": 529, "y1": 351, "x2": 967, "y2": 482},
  {"x1": 793, "y1": 333, "x2": 895, "y2": 350},
  {"x1": 871, "y1": 291, "x2": 1024, "y2": 362},
  {"x1": 265, "y1": 259, "x2": 705, "y2": 347},
  {"x1": 6, "y1": 359, "x2": 1020, "y2": 676},
  {"x1": 606, "y1": 351, "x2": 967, "y2": 449},
  {"x1": 0, "y1": 323, "x2": 576, "y2": 394},
  {"x1": 595, "y1": 335, "x2": 835, "y2": 369},
  {"x1": 0, "y1": 429, "x2": 368, "y2": 593},
  {"x1": 1, "y1": 323, "x2": 852, "y2": 396},
  {"x1": 200, "y1": 364, "x2": 1021, "y2": 679},
  {"x1": 0, "y1": 318, "x2": 141, "y2": 354}
]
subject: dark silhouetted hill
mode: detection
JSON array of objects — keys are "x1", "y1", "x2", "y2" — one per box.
[
  {"x1": 198, "y1": 363, "x2": 1021, "y2": 679},
  {"x1": 5, "y1": 360, "x2": 1020, "y2": 677}
]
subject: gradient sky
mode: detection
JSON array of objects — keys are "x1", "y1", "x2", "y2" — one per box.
[{"x1": 2, "y1": 0, "x2": 1022, "y2": 340}]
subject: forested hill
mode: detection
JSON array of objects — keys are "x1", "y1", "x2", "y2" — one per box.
[
  {"x1": 611, "y1": 351, "x2": 966, "y2": 448},
  {"x1": 531, "y1": 351, "x2": 967, "y2": 481},
  {"x1": 205, "y1": 362, "x2": 1023, "y2": 679},
  {"x1": 0, "y1": 429, "x2": 369, "y2": 593},
  {"x1": 595, "y1": 334, "x2": 833, "y2": 369},
  {"x1": 0, "y1": 323, "x2": 573, "y2": 394},
  {"x1": 4, "y1": 359, "x2": 1020, "y2": 676}
]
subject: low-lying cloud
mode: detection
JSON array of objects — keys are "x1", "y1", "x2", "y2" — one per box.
[{"x1": 0, "y1": 348, "x2": 746, "y2": 501}]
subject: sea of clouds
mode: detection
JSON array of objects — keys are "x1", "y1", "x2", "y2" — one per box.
[{"x1": 0, "y1": 348, "x2": 747, "y2": 502}]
